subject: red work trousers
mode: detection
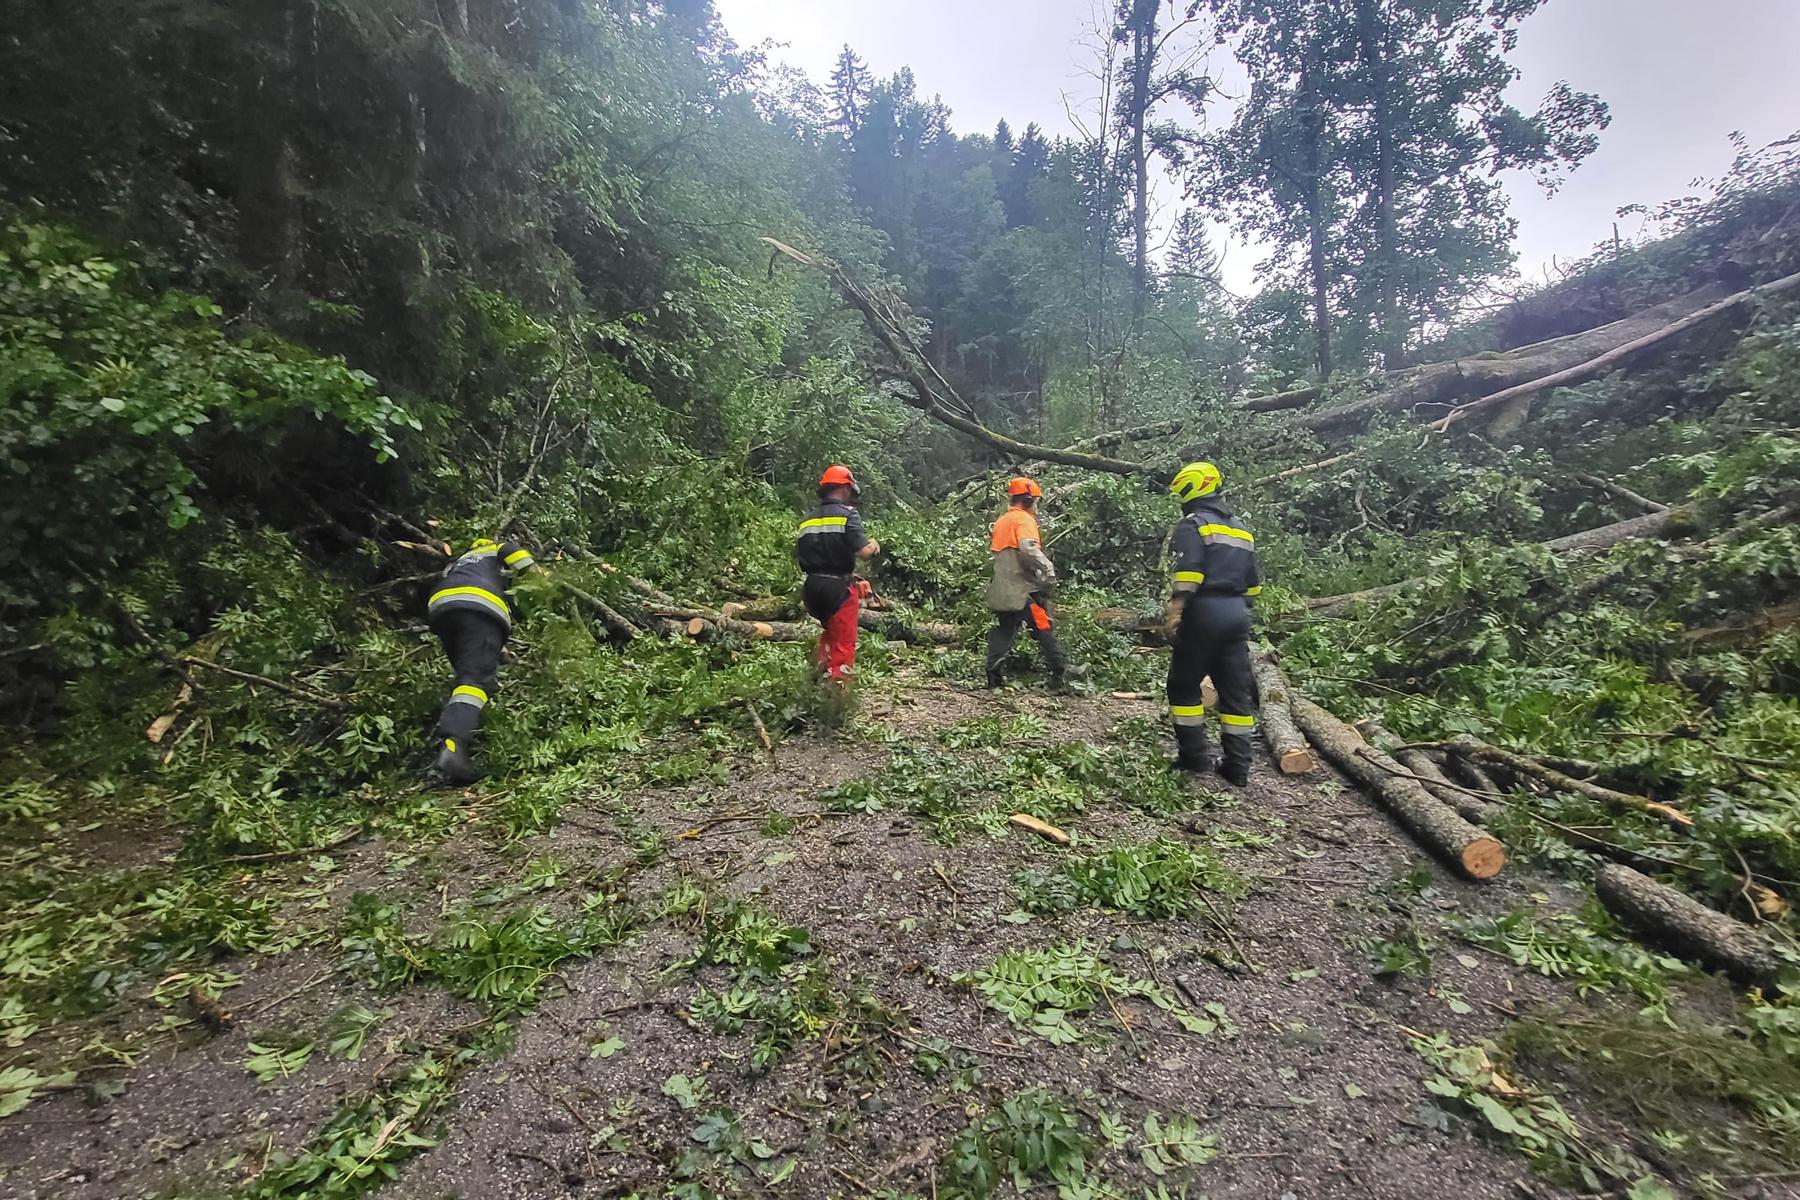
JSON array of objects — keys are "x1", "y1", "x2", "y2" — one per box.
[{"x1": 816, "y1": 591, "x2": 861, "y2": 682}]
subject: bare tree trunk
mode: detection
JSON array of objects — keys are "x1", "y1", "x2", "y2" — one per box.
[
  {"x1": 1126, "y1": 0, "x2": 1156, "y2": 333},
  {"x1": 1355, "y1": 0, "x2": 1401, "y2": 365},
  {"x1": 1298, "y1": 59, "x2": 1333, "y2": 381},
  {"x1": 238, "y1": 0, "x2": 301, "y2": 296},
  {"x1": 438, "y1": 0, "x2": 469, "y2": 37}
]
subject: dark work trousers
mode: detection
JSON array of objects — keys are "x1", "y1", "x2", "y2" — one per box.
[
  {"x1": 1166, "y1": 594, "x2": 1257, "y2": 771},
  {"x1": 430, "y1": 608, "x2": 507, "y2": 742},
  {"x1": 986, "y1": 591, "x2": 1066, "y2": 683}
]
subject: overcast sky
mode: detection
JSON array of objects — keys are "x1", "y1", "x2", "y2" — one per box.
[{"x1": 713, "y1": 0, "x2": 1800, "y2": 295}]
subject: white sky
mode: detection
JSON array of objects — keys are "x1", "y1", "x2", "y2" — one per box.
[{"x1": 715, "y1": 0, "x2": 1800, "y2": 295}]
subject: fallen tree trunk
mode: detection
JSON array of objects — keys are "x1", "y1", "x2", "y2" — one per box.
[
  {"x1": 1678, "y1": 598, "x2": 1800, "y2": 651},
  {"x1": 1289, "y1": 696, "x2": 1505, "y2": 880},
  {"x1": 1355, "y1": 719, "x2": 1494, "y2": 826},
  {"x1": 653, "y1": 604, "x2": 961, "y2": 646},
  {"x1": 720, "y1": 595, "x2": 802, "y2": 622},
  {"x1": 1433, "y1": 268, "x2": 1800, "y2": 431},
  {"x1": 1294, "y1": 286, "x2": 1727, "y2": 434},
  {"x1": 762, "y1": 237, "x2": 1145, "y2": 476},
  {"x1": 1248, "y1": 654, "x2": 1316, "y2": 774},
  {"x1": 1594, "y1": 863, "x2": 1783, "y2": 989},
  {"x1": 1232, "y1": 382, "x2": 1325, "y2": 413},
  {"x1": 1441, "y1": 736, "x2": 1691, "y2": 829},
  {"x1": 1307, "y1": 505, "x2": 1700, "y2": 615}
]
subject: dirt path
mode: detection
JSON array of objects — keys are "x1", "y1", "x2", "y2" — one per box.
[{"x1": 0, "y1": 677, "x2": 1701, "y2": 1199}]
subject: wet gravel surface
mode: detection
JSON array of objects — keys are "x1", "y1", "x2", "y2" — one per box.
[{"x1": 1, "y1": 678, "x2": 1728, "y2": 1200}]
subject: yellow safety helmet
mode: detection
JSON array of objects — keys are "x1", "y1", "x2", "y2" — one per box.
[{"x1": 1169, "y1": 461, "x2": 1223, "y2": 502}]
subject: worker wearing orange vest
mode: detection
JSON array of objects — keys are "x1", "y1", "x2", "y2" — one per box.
[
  {"x1": 985, "y1": 477, "x2": 1067, "y2": 689},
  {"x1": 797, "y1": 464, "x2": 880, "y2": 684}
]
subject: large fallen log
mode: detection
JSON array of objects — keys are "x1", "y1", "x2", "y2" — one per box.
[
  {"x1": 1293, "y1": 285, "x2": 1727, "y2": 434},
  {"x1": 762, "y1": 238, "x2": 1144, "y2": 476},
  {"x1": 1434, "y1": 268, "x2": 1800, "y2": 432},
  {"x1": 1355, "y1": 719, "x2": 1494, "y2": 826},
  {"x1": 653, "y1": 604, "x2": 962, "y2": 646},
  {"x1": 1248, "y1": 654, "x2": 1316, "y2": 774},
  {"x1": 1594, "y1": 863, "x2": 1783, "y2": 989},
  {"x1": 1306, "y1": 505, "x2": 1698, "y2": 616},
  {"x1": 1289, "y1": 696, "x2": 1505, "y2": 879},
  {"x1": 1441, "y1": 736, "x2": 1691, "y2": 829},
  {"x1": 1232, "y1": 382, "x2": 1324, "y2": 413}
]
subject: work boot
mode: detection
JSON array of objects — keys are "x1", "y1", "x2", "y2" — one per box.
[
  {"x1": 433, "y1": 737, "x2": 478, "y2": 787},
  {"x1": 1173, "y1": 723, "x2": 1211, "y2": 774},
  {"x1": 985, "y1": 669, "x2": 1004, "y2": 690},
  {"x1": 1218, "y1": 735, "x2": 1253, "y2": 788}
]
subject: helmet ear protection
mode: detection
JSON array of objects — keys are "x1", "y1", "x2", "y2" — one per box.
[
  {"x1": 1169, "y1": 461, "x2": 1223, "y2": 502},
  {"x1": 819, "y1": 464, "x2": 861, "y2": 498}
]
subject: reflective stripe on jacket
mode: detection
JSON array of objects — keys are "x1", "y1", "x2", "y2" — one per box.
[
  {"x1": 428, "y1": 539, "x2": 534, "y2": 630},
  {"x1": 987, "y1": 507, "x2": 1056, "y2": 612},
  {"x1": 1167, "y1": 501, "x2": 1260, "y2": 601},
  {"x1": 795, "y1": 502, "x2": 869, "y2": 575}
]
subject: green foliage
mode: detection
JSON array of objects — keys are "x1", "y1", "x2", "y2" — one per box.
[
  {"x1": 338, "y1": 890, "x2": 635, "y2": 1016},
  {"x1": 1015, "y1": 838, "x2": 1246, "y2": 919},
  {"x1": 1412, "y1": 1031, "x2": 1658, "y2": 1194},
  {"x1": 940, "y1": 1090, "x2": 1094, "y2": 1199},
  {"x1": 238, "y1": 1050, "x2": 462, "y2": 1198},
  {"x1": 1507, "y1": 995, "x2": 1800, "y2": 1193},
  {"x1": 1455, "y1": 908, "x2": 1690, "y2": 1005},
  {"x1": 958, "y1": 944, "x2": 1218, "y2": 1044}
]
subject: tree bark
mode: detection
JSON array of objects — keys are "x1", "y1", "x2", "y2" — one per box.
[
  {"x1": 1297, "y1": 51, "x2": 1334, "y2": 381},
  {"x1": 1433, "y1": 268, "x2": 1800, "y2": 431},
  {"x1": 1295, "y1": 286, "x2": 1725, "y2": 434},
  {"x1": 1289, "y1": 696, "x2": 1505, "y2": 879},
  {"x1": 1573, "y1": 472, "x2": 1667, "y2": 515},
  {"x1": 1232, "y1": 383, "x2": 1324, "y2": 413},
  {"x1": 1249, "y1": 654, "x2": 1316, "y2": 774},
  {"x1": 1126, "y1": 0, "x2": 1156, "y2": 335},
  {"x1": 1441, "y1": 736, "x2": 1691, "y2": 829},
  {"x1": 1355, "y1": 719, "x2": 1495, "y2": 826},
  {"x1": 653, "y1": 604, "x2": 961, "y2": 646},
  {"x1": 1354, "y1": 0, "x2": 1401, "y2": 366},
  {"x1": 238, "y1": 0, "x2": 301, "y2": 295},
  {"x1": 1594, "y1": 863, "x2": 1782, "y2": 989}
]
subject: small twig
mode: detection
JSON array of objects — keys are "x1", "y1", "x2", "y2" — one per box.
[
  {"x1": 1197, "y1": 891, "x2": 1252, "y2": 970},
  {"x1": 676, "y1": 812, "x2": 760, "y2": 839},
  {"x1": 180, "y1": 656, "x2": 349, "y2": 708},
  {"x1": 222, "y1": 826, "x2": 365, "y2": 864},
  {"x1": 743, "y1": 699, "x2": 774, "y2": 754}
]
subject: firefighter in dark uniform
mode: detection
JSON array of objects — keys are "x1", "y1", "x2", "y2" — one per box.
[
  {"x1": 797, "y1": 465, "x2": 880, "y2": 685},
  {"x1": 1161, "y1": 462, "x2": 1262, "y2": 785},
  {"x1": 427, "y1": 536, "x2": 537, "y2": 785}
]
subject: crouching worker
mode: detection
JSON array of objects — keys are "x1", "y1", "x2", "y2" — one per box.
[
  {"x1": 797, "y1": 465, "x2": 879, "y2": 686},
  {"x1": 1161, "y1": 462, "x2": 1261, "y2": 786},
  {"x1": 985, "y1": 477, "x2": 1067, "y2": 690},
  {"x1": 427, "y1": 536, "x2": 537, "y2": 786}
]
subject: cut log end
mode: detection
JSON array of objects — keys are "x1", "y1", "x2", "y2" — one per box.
[
  {"x1": 1277, "y1": 747, "x2": 1316, "y2": 775},
  {"x1": 1460, "y1": 838, "x2": 1507, "y2": 880}
]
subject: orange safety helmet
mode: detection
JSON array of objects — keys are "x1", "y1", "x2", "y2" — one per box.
[
  {"x1": 818, "y1": 463, "x2": 860, "y2": 497},
  {"x1": 1007, "y1": 476, "x2": 1039, "y2": 498}
]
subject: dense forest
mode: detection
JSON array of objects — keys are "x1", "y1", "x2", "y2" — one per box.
[{"x1": 1, "y1": 2, "x2": 1797, "y2": 1198}]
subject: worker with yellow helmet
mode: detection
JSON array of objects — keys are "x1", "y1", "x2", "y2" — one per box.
[{"x1": 1161, "y1": 462, "x2": 1261, "y2": 784}]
